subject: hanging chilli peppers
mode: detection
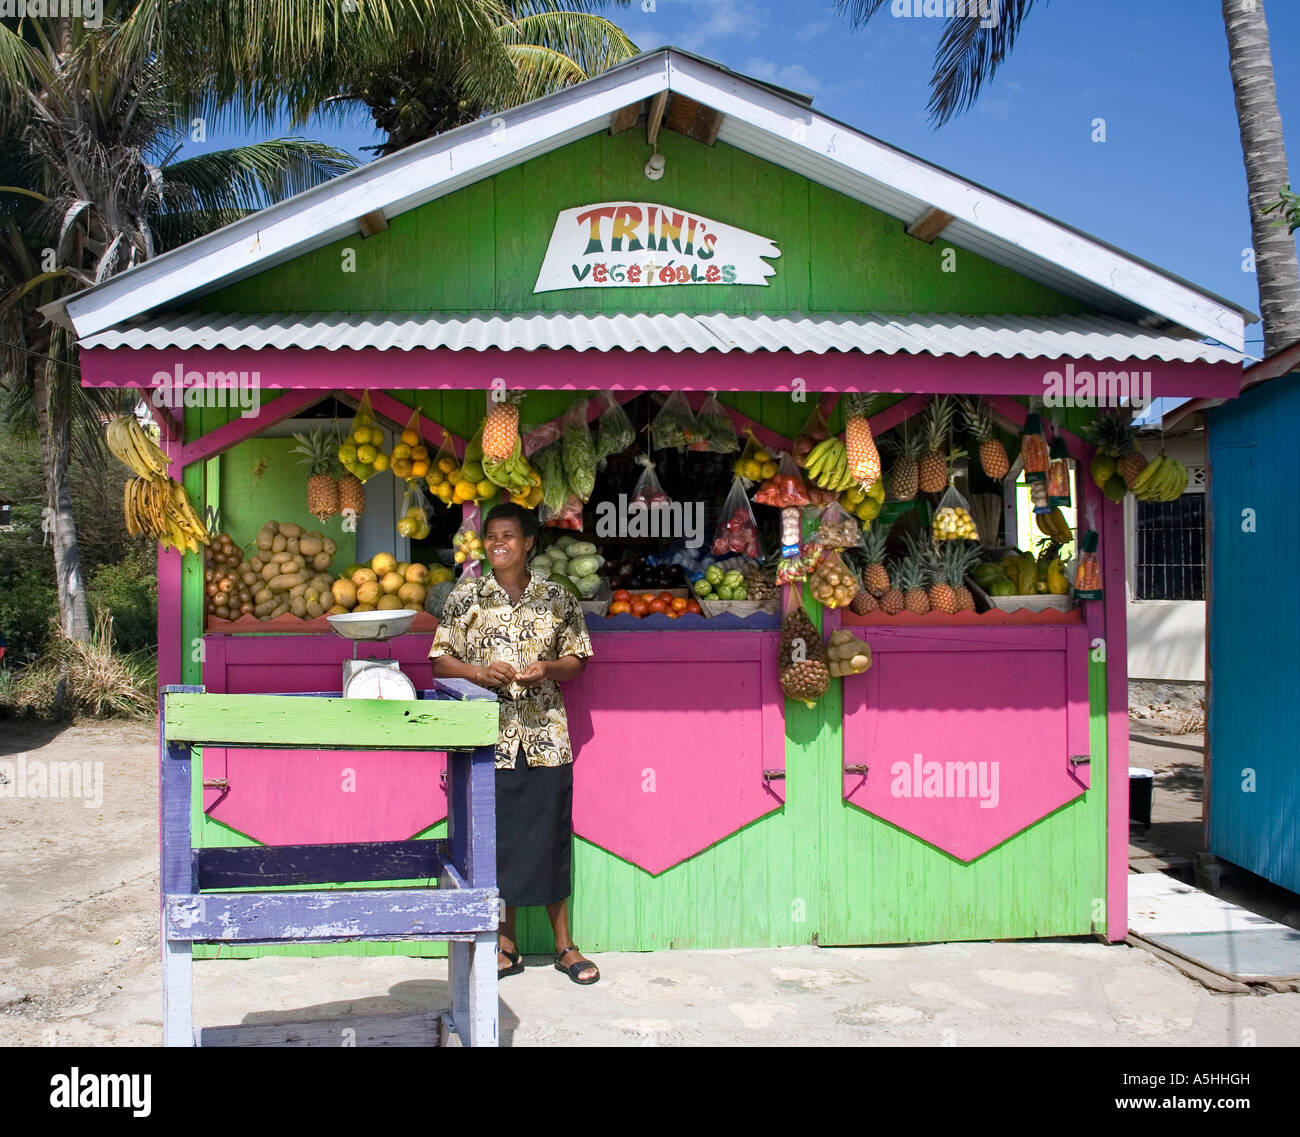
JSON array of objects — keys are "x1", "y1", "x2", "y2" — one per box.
[
  {"x1": 1074, "y1": 529, "x2": 1102, "y2": 599},
  {"x1": 1047, "y1": 436, "x2": 1072, "y2": 506},
  {"x1": 1021, "y1": 412, "x2": 1049, "y2": 480}
]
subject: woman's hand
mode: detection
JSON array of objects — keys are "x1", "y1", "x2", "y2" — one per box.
[
  {"x1": 514, "y1": 661, "x2": 549, "y2": 686},
  {"x1": 477, "y1": 661, "x2": 518, "y2": 688}
]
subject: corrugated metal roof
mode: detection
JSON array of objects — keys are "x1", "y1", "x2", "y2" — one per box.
[{"x1": 80, "y1": 311, "x2": 1242, "y2": 363}]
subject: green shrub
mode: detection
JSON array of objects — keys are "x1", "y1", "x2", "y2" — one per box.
[
  {"x1": 88, "y1": 546, "x2": 158, "y2": 653},
  {"x1": 0, "y1": 569, "x2": 58, "y2": 661}
]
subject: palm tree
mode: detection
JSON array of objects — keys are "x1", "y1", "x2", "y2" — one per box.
[
  {"x1": 0, "y1": 16, "x2": 357, "y2": 640},
  {"x1": 833, "y1": 0, "x2": 1300, "y2": 353}
]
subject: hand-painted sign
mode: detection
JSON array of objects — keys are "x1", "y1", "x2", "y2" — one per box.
[{"x1": 533, "y1": 202, "x2": 780, "y2": 293}]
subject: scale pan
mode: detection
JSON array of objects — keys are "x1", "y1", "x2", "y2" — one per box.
[{"x1": 326, "y1": 610, "x2": 420, "y2": 640}]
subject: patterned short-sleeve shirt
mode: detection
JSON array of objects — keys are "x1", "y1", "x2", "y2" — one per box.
[{"x1": 428, "y1": 572, "x2": 593, "y2": 769}]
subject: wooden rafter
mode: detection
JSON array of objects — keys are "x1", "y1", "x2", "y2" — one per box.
[
  {"x1": 646, "y1": 91, "x2": 668, "y2": 147},
  {"x1": 358, "y1": 209, "x2": 389, "y2": 238},
  {"x1": 905, "y1": 206, "x2": 954, "y2": 244}
]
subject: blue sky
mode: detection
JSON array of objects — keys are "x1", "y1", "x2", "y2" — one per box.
[{"x1": 201, "y1": 0, "x2": 1299, "y2": 354}]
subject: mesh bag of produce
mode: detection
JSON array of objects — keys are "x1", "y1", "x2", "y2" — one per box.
[
  {"x1": 562, "y1": 398, "x2": 597, "y2": 502},
  {"x1": 779, "y1": 585, "x2": 831, "y2": 708},
  {"x1": 453, "y1": 511, "x2": 485, "y2": 577},
  {"x1": 932, "y1": 478, "x2": 979, "y2": 541},
  {"x1": 712, "y1": 476, "x2": 763, "y2": 560},
  {"x1": 826, "y1": 628, "x2": 873, "y2": 678},
  {"x1": 808, "y1": 547, "x2": 861, "y2": 609},
  {"x1": 692, "y1": 393, "x2": 739, "y2": 454},
  {"x1": 733, "y1": 430, "x2": 777, "y2": 486},
  {"x1": 424, "y1": 430, "x2": 459, "y2": 509},
  {"x1": 813, "y1": 500, "x2": 864, "y2": 550},
  {"x1": 792, "y1": 402, "x2": 832, "y2": 467},
  {"x1": 337, "y1": 391, "x2": 391, "y2": 483},
  {"x1": 594, "y1": 391, "x2": 635, "y2": 468},
  {"x1": 398, "y1": 484, "x2": 431, "y2": 541},
  {"x1": 754, "y1": 450, "x2": 810, "y2": 507},
  {"x1": 389, "y1": 407, "x2": 430, "y2": 483},
  {"x1": 630, "y1": 453, "x2": 671, "y2": 506},
  {"x1": 650, "y1": 390, "x2": 700, "y2": 451},
  {"x1": 452, "y1": 422, "x2": 494, "y2": 506}
]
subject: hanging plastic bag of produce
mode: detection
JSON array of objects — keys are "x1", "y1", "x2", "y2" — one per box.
[
  {"x1": 451, "y1": 422, "x2": 493, "y2": 506},
  {"x1": 813, "y1": 500, "x2": 864, "y2": 550},
  {"x1": 390, "y1": 407, "x2": 430, "y2": 482},
  {"x1": 1020, "y1": 412, "x2": 1049, "y2": 482},
  {"x1": 630, "y1": 453, "x2": 671, "y2": 506},
  {"x1": 692, "y1": 393, "x2": 739, "y2": 454},
  {"x1": 932, "y1": 477, "x2": 979, "y2": 541},
  {"x1": 777, "y1": 540, "x2": 823, "y2": 585},
  {"x1": 733, "y1": 430, "x2": 778, "y2": 486},
  {"x1": 780, "y1": 506, "x2": 802, "y2": 558},
  {"x1": 779, "y1": 585, "x2": 831, "y2": 708},
  {"x1": 754, "y1": 450, "x2": 810, "y2": 507},
  {"x1": 398, "y1": 483, "x2": 432, "y2": 541},
  {"x1": 1073, "y1": 529, "x2": 1102, "y2": 599},
  {"x1": 562, "y1": 398, "x2": 597, "y2": 502},
  {"x1": 453, "y1": 511, "x2": 485, "y2": 578},
  {"x1": 792, "y1": 402, "x2": 832, "y2": 467},
  {"x1": 424, "y1": 430, "x2": 459, "y2": 509},
  {"x1": 541, "y1": 492, "x2": 585, "y2": 531},
  {"x1": 594, "y1": 391, "x2": 635, "y2": 469},
  {"x1": 808, "y1": 547, "x2": 861, "y2": 609},
  {"x1": 524, "y1": 422, "x2": 568, "y2": 515},
  {"x1": 649, "y1": 390, "x2": 701, "y2": 451},
  {"x1": 826, "y1": 628, "x2": 873, "y2": 678},
  {"x1": 712, "y1": 476, "x2": 764, "y2": 560},
  {"x1": 1047, "y1": 436, "x2": 1073, "y2": 507},
  {"x1": 337, "y1": 391, "x2": 391, "y2": 483}
]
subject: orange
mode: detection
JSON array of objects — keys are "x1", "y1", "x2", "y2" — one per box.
[
  {"x1": 411, "y1": 460, "x2": 429, "y2": 478},
  {"x1": 401, "y1": 429, "x2": 420, "y2": 447}
]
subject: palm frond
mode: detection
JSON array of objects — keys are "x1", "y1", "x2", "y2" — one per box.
[
  {"x1": 831, "y1": 0, "x2": 895, "y2": 29},
  {"x1": 927, "y1": 0, "x2": 1039, "y2": 126},
  {"x1": 498, "y1": 12, "x2": 639, "y2": 82},
  {"x1": 161, "y1": 138, "x2": 358, "y2": 215}
]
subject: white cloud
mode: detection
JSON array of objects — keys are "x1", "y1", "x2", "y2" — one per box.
[
  {"x1": 975, "y1": 79, "x2": 1021, "y2": 120},
  {"x1": 742, "y1": 58, "x2": 821, "y2": 95},
  {"x1": 625, "y1": 0, "x2": 769, "y2": 53},
  {"x1": 796, "y1": 20, "x2": 832, "y2": 41}
]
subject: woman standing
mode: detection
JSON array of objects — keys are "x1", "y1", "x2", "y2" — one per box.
[{"x1": 428, "y1": 503, "x2": 599, "y2": 983}]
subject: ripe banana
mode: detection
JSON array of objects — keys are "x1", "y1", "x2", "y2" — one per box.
[
  {"x1": 1130, "y1": 453, "x2": 1164, "y2": 499},
  {"x1": 107, "y1": 414, "x2": 171, "y2": 479}
]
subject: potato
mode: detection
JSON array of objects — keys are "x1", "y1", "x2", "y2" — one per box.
[
  {"x1": 269, "y1": 601, "x2": 289, "y2": 617},
  {"x1": 289, "y1": 582, "x2": 310, "y2": 600},
  {"x1": 278, "y1": 522, "x2": 303, "y2": 538},
  {"x1": 254, "y1": 599, "x2": 277, "y2": 618},
  {"x1": 305, "y1": 600, "x2": 326, "y2": 619},
  {"x1": 311, "y1": 574, "x2": 334, "y2": 593},
  {"x1": 261, "y1": 563, "x2": 279, "y2": 580},
  {"x1": 241, "y1": 572, "x2": 258, "y2": 587},
  {"x1": 321, "y1": 537, "x2": 337, "y2": 557},
  {"x1": 286, "y1": 557, "x2": 306, "y2": 575},
  {"x1": 271, "y1": 533, "x2": 287, "y2": 553},
  {"x1": 312, "y1": 551, "x2": 332, "y2": 572},
  {"x1": 298, "y1": 536, "x2": 323, "y2": 557},
  {"x1": 285, "y1": 537, "x2": 299, "y2": 556},
  {"x1": 268, "y1": 572, "x2": 309, "y2": 591},
  {"x1": 271, "y1": 551, "x2": 294, "y2": 566},
  {"x1": 255, "y1": 531, "x2": 275, "y2": 551},
  {"x1": 290, "y1": 597, "x2": 308, "y2": 618},
  {"x1": 254, "y1": 587, "x2": 273, "y2": 605}
]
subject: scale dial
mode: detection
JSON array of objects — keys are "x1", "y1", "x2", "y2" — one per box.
[{"x1": 343, "y1": 663, "x2": 417, "y2": 701}]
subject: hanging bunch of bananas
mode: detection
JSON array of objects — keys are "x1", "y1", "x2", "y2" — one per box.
[
  {"x1": 106, "y1": 414, "x2": 171, "y2": 478},
  {"x1": 803, "y1": 436, "x2": 854, "y2": 491},
  {"x1": 482, "y1": 436, "x2": 541, "y2": 494},
  {"x1": 1034, "y1": 506, "x2": 1074, "y2": 543},
  {"x1": 123, "y1": 477, "x2": 211, "y2": 553},
  {"x1": 1130, "y1": 451, "x2": 1189, "y2": 502}
]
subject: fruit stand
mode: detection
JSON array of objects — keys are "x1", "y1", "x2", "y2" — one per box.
[{"x1": 54, "y1": 48, "x2": 1250, "y2": 957}]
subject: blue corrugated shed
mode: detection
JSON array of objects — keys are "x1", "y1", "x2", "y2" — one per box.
[{"x1": 1207, "y1": 368, "x2": 1300, "y2": 894}]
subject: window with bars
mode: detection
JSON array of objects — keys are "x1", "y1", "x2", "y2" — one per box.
[{"x1": 1134, "y1": 494, "x2": 1205, "y2": 600}]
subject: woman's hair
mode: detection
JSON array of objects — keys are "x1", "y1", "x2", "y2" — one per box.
[{"x1": 484, "y1": 502, "x2": 539, "y2": 542}]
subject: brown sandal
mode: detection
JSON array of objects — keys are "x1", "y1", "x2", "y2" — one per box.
[{"x1": 554, "y1": 944, "x2": 599, "y2": 984}]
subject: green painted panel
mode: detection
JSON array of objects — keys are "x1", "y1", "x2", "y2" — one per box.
[{"x1": 200, "y1": 132, "x2": 1088, "y2": 319}]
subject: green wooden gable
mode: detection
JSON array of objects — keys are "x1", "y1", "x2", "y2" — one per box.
[{"x1": 199, "y1": 129, "x2": 1087, "y2": 319}]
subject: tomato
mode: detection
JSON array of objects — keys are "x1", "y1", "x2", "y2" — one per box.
[
  {"x1": 685, "y1": 599, "x2": 702, "y2": 614},
  {"x1": 640, "y1": 592, "x2": 656, "y2": 604},
  {"x1": 649, "y1": 598, "x2": 669, "y2": 614},
  {"x1": 657, "y1": 591, "x2": 674, "y2": 605},
  {"x1": 670, "y1": 597, "x2": 688, "y2": 612},
  {"x1": 609, "y1": 601, "x2": 631, "y2": 615},
  {"x1": 631, "y1": 599, "x2": 650, "y2": 617},
  {"x1": 664, "y1": 608, "x2": 679, "y2": 618},
  {"x1": 612, "y1": 589, "x2": 631, "y2": 604}
]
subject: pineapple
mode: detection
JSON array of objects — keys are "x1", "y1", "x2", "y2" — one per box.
[
  {"x1": 337, "y1": 471, "x2": 366, "y2": 518},
  {"x1": 482, "y1": 392, "x2": 521, "y2": 461},
  {"x1": 896, "y1": 553, "x2": 931, "y2": 614},
  {"x1": 918, "y1": 396, "x2": 954, "y2": 494},
  {"x1": 844, "y1": 393, "x2": 883, "y2": 485},
  {"x1": 961, "y1": 397, "x2": 1010, "y2": 479},
  {"x1": 849, "y1": 588, "x2": 878, "y2": 614},
  {"x1": 861, "y1": 524, "x2": 892, "y2": 597},
  {"x1": 930, "y1": 541, "x2": 980, "y2": 614},
  {"x1": 879, "y1": 570, "x2": 905, "y2": 616},
  {"x1": 1084, "y1": 411, "x2": 1147, "y2": 488},
  {"x1": 292, "y1": 429, "x2": 341, "y2": 522},
  {"x1": 888, "y1": 421, "x2": 923, "y2": 501}
]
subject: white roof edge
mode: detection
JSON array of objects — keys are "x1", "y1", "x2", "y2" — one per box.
[{"x1": 47, "y1": 48, "x2": 1248, "y2": 352}]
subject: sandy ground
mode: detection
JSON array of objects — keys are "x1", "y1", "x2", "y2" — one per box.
[{"x1": 1, "y1": 699, "x2": 1298, "y2": 1047}]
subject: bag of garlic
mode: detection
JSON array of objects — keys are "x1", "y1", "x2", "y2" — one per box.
[
  {"x1": 778, "y1": 585, "x2": 831, "y2": 709},
  {"x1": 932, "y1": 478, "x2": 979, "y2": 541}
]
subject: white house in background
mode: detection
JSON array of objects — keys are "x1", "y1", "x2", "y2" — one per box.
[{"x1": 1124, "y1": 402, "x2": 1208, "y2": 682}]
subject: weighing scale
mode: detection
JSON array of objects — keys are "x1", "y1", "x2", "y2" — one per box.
[{"x1": 327, "y1": 609, "x2": 421, "y2": 700}]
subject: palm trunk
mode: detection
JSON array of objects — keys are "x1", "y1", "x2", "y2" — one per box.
[
  {"x1": 1222, "y1": 0, "x2": 1300, "y2": 355},
  {"x1": 32, "y1": 352, "x2": 91, "y2": 643}
]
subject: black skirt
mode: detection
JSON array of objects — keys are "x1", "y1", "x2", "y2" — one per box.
[{"x1": 494, "y1": 747, "x2": 573, "y2": 907}]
